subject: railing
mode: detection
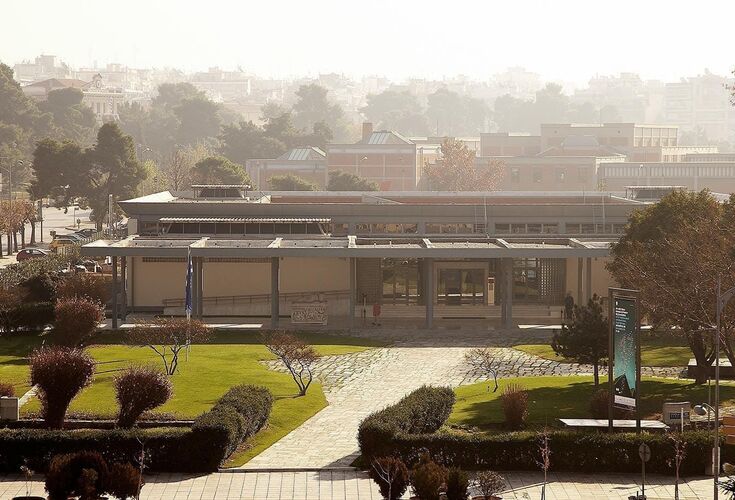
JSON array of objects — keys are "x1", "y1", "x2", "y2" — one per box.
[{"x1": 162, "y1": 289, "x2": 351, "y2": 308}]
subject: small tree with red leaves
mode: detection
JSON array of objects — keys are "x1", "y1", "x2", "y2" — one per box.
[
  {"x1": 53, "y1": 296, "x2": 105, "y2": 347},
  {"x1": 126, "y1": 317, "x2": 211, "y2": 375},
  {"x1": 114, "y1": 366, "x2": 173, "y2": 428},
  {"x1": 263, "y1": 332, "x2": 317, "y2": 396},
  {"x1": 30, "y1": 347, "x2": 95, "y2": 429}
]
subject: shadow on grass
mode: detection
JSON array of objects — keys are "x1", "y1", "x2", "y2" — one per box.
[{"x1": 455, "y1": 377, "x2": 735, "y2": 430}]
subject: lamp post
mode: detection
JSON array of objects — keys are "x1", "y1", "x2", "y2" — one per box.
[
  {"x1": 695, "y1": 403, "x2": 717, "y2": 476},
  {"x1": 713, "y1": 276, "x2": 735, "y2": 500}
]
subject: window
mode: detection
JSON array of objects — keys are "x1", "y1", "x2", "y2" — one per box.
[
  {"x1": 426, "y1": 223, "x2": 441, "y2": 234},
  {"x1": 495, "y1": 223, "x2": 510, "y2": 234},
  {"x1": 382, "y1": 258, "x2": 420, "y2": 305},
  {"x1": 511, "y1": 167, "x2": 521, "y2": 183},
  {"x1": 556, "y1": 169, "x2": 566, "y2": 182},
  {"x1": 527, "y1": 224, "x2": 542, "y2": 234},
  {"x1": 533, "y1": 168, "x2": 542, "y2": 183},
  {"x1": 542, "y1": 223, "x2": 558, "y2": 234}
]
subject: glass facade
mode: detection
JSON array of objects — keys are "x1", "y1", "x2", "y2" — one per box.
[
  {"x1": 381, "y1": 258, "x2": 422, "y2": 304},
  {"x1": 437, "y1": 268, "x2": 485, "y2": 305}
]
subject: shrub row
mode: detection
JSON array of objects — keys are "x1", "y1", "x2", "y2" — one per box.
[
  {"x1": 0, "y1": 301, "x2": 54, "y2": 334},
  {"x1": 0, "y1": 385, "x2": 274, "y2": 473},
  {"x1": 358, "y1": 385, "x2": 455, "y2": 459},
  {"x1": 357, "y1": 387, "x2": 732, "y2": 476},
  {"x1": 192, "y1": 384, "x2": 273, "y2": 459}
]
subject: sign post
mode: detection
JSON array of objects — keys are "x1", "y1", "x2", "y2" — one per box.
[
  {"x1": 608, "y1": 288, "x2": 641, "y2": 433},
  {"x1": 639, "y1": 443, "x2": 651, "y2": 499}
]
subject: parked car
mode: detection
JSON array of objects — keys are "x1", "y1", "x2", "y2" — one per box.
[
  {"x1": 75, "y1": 228, "x2": 98, "y2": 238},
  {"x1": 49, "y1": 235, "x2": 82, "y2": 252},
  {"x1": 15, "y1": 248, "x2": 50, "y2": 261}
]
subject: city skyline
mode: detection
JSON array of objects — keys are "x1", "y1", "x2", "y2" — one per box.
[{"x1": 2, "y1": 0, "x2": 734, "y2": 86}]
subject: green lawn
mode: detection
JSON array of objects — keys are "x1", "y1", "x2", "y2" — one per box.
[
  {"x1": 450, "y1": 375, "x2": 735, "y2": 431},
  {"x1": 1, "y1": 330, "x2": 381, "y2": 467},
  {"x1": 0, "y1": 333, "x2": 43, "y2": 395},
  {"x1": 514, "y1": 335, "x2": 692, "y2": 367}
]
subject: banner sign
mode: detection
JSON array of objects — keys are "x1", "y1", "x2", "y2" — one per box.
[{"x1": 612, "y1": 296, "x2": 638, "y2": 410}]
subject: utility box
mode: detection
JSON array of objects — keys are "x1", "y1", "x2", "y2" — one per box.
[
  {"x1": 0, "y1": 397, "x2": 19, "y2": 421},
  {"x1": 663, "y1": 401, "x2": 691, "y2": 426}
]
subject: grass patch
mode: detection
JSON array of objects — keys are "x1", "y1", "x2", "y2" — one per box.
[
  {"x1": 0, "y1": 333, "x2": 43, "y2": 395},
  {"x1": 514, "y1": 335, "x2": 691, "y2": 367},
  {"x1": 1, "y1": 329, "x2": 380, "y2": 466},
  {"x1": 450, "y1": 375, "x2": 735, "y2": 431}
]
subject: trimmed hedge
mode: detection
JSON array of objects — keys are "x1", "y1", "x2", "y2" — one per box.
[
  {"x1": 357, "y1": 386, "x2": 733, "y2": 476},
  {"x1": 0, "y1": 301, "x2": 54, "y2": 334},
  {"x1": 0, "y1": 384, "x2": 274, "y2": 473},
  {"x1": 358, "y1": 385, "x2": 455, "y2": 459}
]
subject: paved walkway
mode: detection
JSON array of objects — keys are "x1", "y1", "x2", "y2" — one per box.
[{"x1": 0, "y1": 471, "x2": 716, "y2": 499}]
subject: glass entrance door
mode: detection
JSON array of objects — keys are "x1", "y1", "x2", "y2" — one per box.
[{"x1": 437, "y1": 268, "x2": 485, "y2": 305}]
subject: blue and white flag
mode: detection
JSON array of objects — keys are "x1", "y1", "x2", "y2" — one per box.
[{"x1": 185, "y1": 248, "x2": 193, "y2": 320}]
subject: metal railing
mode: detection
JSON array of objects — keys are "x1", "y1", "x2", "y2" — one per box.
[{"x1": 162, "y1": 289, "x2": 350, "y2": 308}]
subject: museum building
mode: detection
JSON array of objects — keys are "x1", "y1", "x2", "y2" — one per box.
[{"x1": 81, "y1": 187, "x2": 644, "y2": 329}]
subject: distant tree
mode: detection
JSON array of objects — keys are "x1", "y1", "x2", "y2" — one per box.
[
  {"x1": 263, "y1": 332, "x2": 317, "y2": 396},
  {"x1": 360, "y1": 90, "x2": 429, "y2": 135},
  {"x1": 292, "y1": 84, "x2": 348, "y2": 140},
  {"x1": 39, "y1": 87, "x2": 96, "y2": 144},
  {"x1": 427, "y1": 87, "x2": 489, "y2": 136},
  {"x1": 29, "y1": 138, "x2": 85, "y2": 206},
  {"x1": 191, "y1": 155, "x2": 250, "y2": 185},
  {"x1": 327, "y1": 170, "x2": 378, "y2": 191},
  {"x1": 219, "y1": 120, "x2": 287, "y2": 164},
  {"x1": 551, "y1": 294, "x2": 609, "y2": 386},
  {"x1": 157, "y1": 143, "x2": 210, "y2": 191},
  {"x1": 83, "y1": 123, "x2": 147, "y2": 229},
  {"x1": 261, "y1": 101, "x2": 287, "y2": 122},
  {"x1": 174, "y1": 96, "x2": 221, "y2": 145},
  {"x1": 464, "y1": 347, "x2": 500, "y2": 392},
  {"x1": 268, "y1": 174, "x2": 318, "y2": 191},
  {"x1": 423, "y1": 138, "x2": 504, "y2": 191}
]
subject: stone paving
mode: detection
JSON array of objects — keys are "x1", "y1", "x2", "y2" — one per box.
[
  {"x1": 250, "y1": 327, "x2": 687, "y2": 469},
  {"x1": 0, "y1": 471, "x2": 716, "y2": 499}
]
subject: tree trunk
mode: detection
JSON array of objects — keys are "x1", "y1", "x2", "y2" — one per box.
[
  {"x1": 593, "y1": 361, "x2": 599, "y2": 387},
  {"x1": 6, "y1": 233, "x2": 10, "y2": 254},
  {"x1": 29, "y1": 221, "x2": 36, "y2": 245},
  {"x1": 20, "y1": 225, "x2": 25, "y2": 248},
  {"x1": 687, "y1": 332, "x2": 714, "y2": 385},
  {"x1": 0, "y1": 232, "x2": 3, "y2": 257},
  {"x1": 12, "y1": 231, "x2": 17, "y2": 252}
]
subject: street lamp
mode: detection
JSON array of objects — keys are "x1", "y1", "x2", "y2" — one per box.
[
  {"x1": 713, "y1": 276, "x2": 735, "y2": 500},
  {"x1": 693, "y1": 403, "x2": 718, "y2": 472}
]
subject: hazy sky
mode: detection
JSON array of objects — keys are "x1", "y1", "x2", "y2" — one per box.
[{"x1": 2, "y1": 0, "x2": 733, "y2": 85}]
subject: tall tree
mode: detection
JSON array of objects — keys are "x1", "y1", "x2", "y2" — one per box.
[
  {"x1": 30, "y1": 138, "x2": 86, "y2": 206},
  {"x1": 327, "y1": 170, "x2": 378, "y2": 191},
  {"x1": 422, "y1": 138, "x2": 504, "y2": 191},
  {"x1": 608, "y1": 190, "x2": 735, "y2": 384},
  {"x1": 360, "y1": 90, "x2": 429, "y2": 135},
  {"x1": 426, "y1": 88, "x2": 489, "y2": 136},
  {"x1": 174, "y1": 96, "x2": 221, "y2": 145},
  {"x1": 38, "y1": 88, "x2": 96, "y2": 144},
  {"x1": 191, "y1": 156, "x2": 250, "y2": 185},
  {"x1": 551, "y1": 295, "x2": 609, "y2": 386},
  {"x1": 219, "y1": 121, "x2": 286, "y2": 165},
  {"x1": 292, "y1": 84, "x2": 348, "y2": 140}
]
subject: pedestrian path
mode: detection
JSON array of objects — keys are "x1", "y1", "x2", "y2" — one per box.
[{"x1": 0, "y1": 471, "x2": 715, "y2": 499}]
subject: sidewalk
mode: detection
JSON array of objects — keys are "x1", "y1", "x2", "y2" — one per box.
[{"x1": 0, "y1": 470, "x2": 716, "y2": 499}]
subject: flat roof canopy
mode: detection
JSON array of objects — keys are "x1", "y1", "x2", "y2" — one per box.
[
  {"x1": 82, "y1": 235, "x2": 613, "y2": 259},
  {"x1": 158, "y1": 217, "x2": 332, "y2": 223}
]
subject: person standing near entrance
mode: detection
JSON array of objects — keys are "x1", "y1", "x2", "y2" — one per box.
[{"x1": 564, "y1": 291, "x2": 575, "y2": 320}]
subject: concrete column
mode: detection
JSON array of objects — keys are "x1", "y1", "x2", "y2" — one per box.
[
  {"x1": 129, "y1": 257, "x2": 135, "y2": 310},
  {"x1": 501, "y1": 257, "x2": 514, "y2": 329},
  {"x1": 577, "y1": 258, "x2": 583, "y2": 305},
  {"x1": 585, "y1": 257, "x2": 593, "y2": 303},
  {"x1": 197, "y1": 257, "x2": 204, "y2": 319},
  {"x1": 271, "y1": 257, "x2": 280, "y2": 329},
  {"x1": 348, "y1": 257, "x2": 356, "y2": 330},
  {"x1": 425, "y1": 258, "x2": 434, "y2": 329},
  {"x1": 120, "y1": 256, "x2": 127, "y2": 321},
  {"x1": 111, "y1": 256, "x2": 118, "y2": 329}
]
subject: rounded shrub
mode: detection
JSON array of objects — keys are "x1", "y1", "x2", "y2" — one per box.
[
  {"x1": 475, "y1": 470, "x2": 506, "y2": 500},
  {"x1": 30, "y1": 347, "x2": 95, "y2": 429},
  {"x1": 409, "y1": 452, "x2": 447, "y2": 500},
  {"x1": 56, "y1": 273, "x2": 110, "y2": 304},
  {"x1": 45, "y1": 451, "x2": 109, "y2": 500},
  {"x1": 0, "y1": 381, "x2": 15, "y2": 397},
  {"x1": 369, "y1": 456, "x2": 409, "y2": 500},
  {"x1": 216, "y1": 384, "x2": 273, "y2": 431},
  {"x1": 52, "y1": 296, "x2": 104, "y2": 347},
  {"x1": 114, "y1": 366, "x2": 173, "y2": 429},
  {"x1": 445, "y1": 467, "x2": 469, "y2": 500},
  {"x1": 107, "y1": 461, "x2": 143, "y2": 499}
]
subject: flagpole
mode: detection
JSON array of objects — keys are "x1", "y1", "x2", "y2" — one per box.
[{"x1": 185, "y1": 248, "x2": 192, "y2": 361}]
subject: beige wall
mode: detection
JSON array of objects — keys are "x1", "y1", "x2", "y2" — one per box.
[
  {"x1": 565, "y1": 256, "x2": 616, "y2": 304},
  {"x1": 130, "y1": 256, "x2": 350, "y2": 308}
]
